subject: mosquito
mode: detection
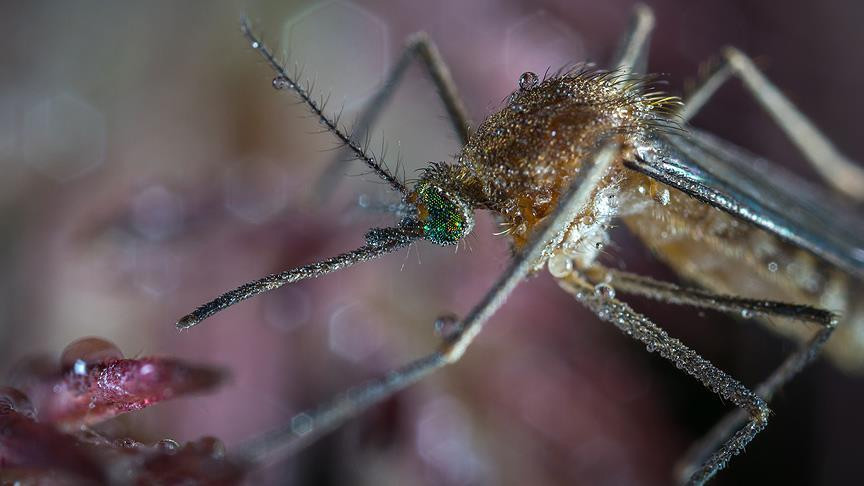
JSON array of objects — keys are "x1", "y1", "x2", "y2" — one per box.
[{"x1": 175, "y1": 5, "x2": 864, "y2": 484}]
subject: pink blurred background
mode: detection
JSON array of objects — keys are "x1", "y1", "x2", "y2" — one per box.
[{"x1": 1, "y1": 1, "x2": 862, "y2": 484}]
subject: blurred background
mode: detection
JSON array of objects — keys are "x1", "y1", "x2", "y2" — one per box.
[{"x1": 1, "y1": 0, "x2": 863, "y2": 484}]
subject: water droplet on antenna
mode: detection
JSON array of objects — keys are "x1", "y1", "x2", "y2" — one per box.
[{"x1": 272, "y1": 76, "x2": 291, "y2": 90}]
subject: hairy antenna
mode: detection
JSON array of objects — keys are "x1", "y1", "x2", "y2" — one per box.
[
  {"x1": 176, "y1": 227, "x2": 418, "y2": 329},
  {"x1": 239, "y1": 18, "x2": 408, "y2": 195}
]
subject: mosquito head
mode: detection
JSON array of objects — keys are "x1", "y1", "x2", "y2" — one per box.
[{"x1": 406, "y1": 178, "x2": 475, "y2": 246}]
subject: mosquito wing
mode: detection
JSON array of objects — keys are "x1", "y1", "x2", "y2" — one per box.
[{"x1": 628, "y1": 129, "x2": 864, "y2": 280}]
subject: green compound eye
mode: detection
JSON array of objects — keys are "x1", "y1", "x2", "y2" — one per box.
[{"x1": 418, "y1": 184, "x2": 473, "y2": 246}]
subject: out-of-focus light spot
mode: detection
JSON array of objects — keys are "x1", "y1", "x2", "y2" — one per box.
[
  {"x1": 282, "y1": 1, "x2": 389, "y2": 110},
  {"x1": 131, "y1": 185, "x2": 185, "y2": 241},
  {"x1": 571, "y1": 436, "x2": 636, "y2": 484},
  {"x1": 598, "y1": 355, "x2": 652, "y2": 403},
  {"x1": 415, "y1": 397, "x2": 486, "y2": 485},
  {"x1": 0, "y1": 95, "x2": 17, "y2": 159},
  {"x1": 263, "y1": 286, "x2": 312, "y2": 333},
  {"x1": 20, "y1": 92, "x2": 106, "y2": 181},
  {"x1": 223, "y1": 160, "x2": 291, "y2": 224},
  {"x1": 504, "y1": 10, "x2": 586, "y2": 86},
  {"x1": 123, "y1": 246, "x2": 181, "y2": 297},
  {"x1": 327, "y1": 301, "x2": 384, "y2": 363}
]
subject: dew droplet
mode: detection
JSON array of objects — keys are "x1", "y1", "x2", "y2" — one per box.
[
  {"x1": 291, "y1": 413, "x2": 314, "y2": 436},
  {"x1": 547, "y1": 253, "x2": 573, "y2": 278},
  {"x1": 518, "y1": 71, "x2": 539, "y2": 90},
  {"x1": 767, "y1": 261, "x2": 778, "y2": 273},
  {"x1": 657, "y1": 188, "x2": 671, "y2": 206},
  {"x1": 594, "y1": 283, "x2": 616, "y2": 300},
  {"x1": 434, "y1": 314, "x2": 462, "y2": 341},
  {"x1": 637, "y1": 185, "x2": 646, "y2": 195},
  {"x1": 594, "y1": 242, "x2": 604, "y2": 250},
  {"x1": 251, "y1": 41, "x2": 259, "y2": 49},
  {"x1": 60, "y1": 337, "x2": 123, "y2": 371},
  {"x1": 272, "y1": 76, "x2": 291, "y2": 90},
  {"x1": 157, "y1": 438, "x2": 181, "y2": 452},
  {"x1": 741, "y1": 309, "x2": 754, "y2": 319}
]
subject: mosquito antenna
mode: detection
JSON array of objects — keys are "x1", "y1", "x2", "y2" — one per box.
[
  {"x1": 239, "y1": 18, "x2": 408, "y2": 195},
  {"x1": 176, "y1": 227, "x2": 418, "y2": 329}
]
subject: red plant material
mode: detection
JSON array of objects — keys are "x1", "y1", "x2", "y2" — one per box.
[
  {"x1": 1, "y1": 338, "x2": 249, "y2": 484},
  {"x1": 13, "y1": 338, "x2": 227, "y2": 429},
  {"x1": 0, "y1": 387, "x2": 105, "y2": 482},
  {"x1": 0, "y1": 398, "x2": 247, "y2": 484}
]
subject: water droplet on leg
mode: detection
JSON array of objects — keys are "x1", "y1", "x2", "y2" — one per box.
[
  {"x1": 434, "y1": 314, "x2": 463, "y2": 341},
  {"x1": 291, "y1": 413, "x2": 314, "y2": 436},
  {"x1": 594, "y1": 283, "x2": 616, "y2": 300},
  {"x1": 547, "y1": 253, "x2": 573, "y2": 278}
]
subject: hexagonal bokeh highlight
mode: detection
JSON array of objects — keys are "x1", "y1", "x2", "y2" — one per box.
[
  {"x1": 282, "y1": 1, "x2": 389, "y2": 111},
  {"x1": 19, "y1": 92, "x2": 106, "y2": 182},
  {"x1": 504, "y1": 10, "x2": 586, "y2": 88}
]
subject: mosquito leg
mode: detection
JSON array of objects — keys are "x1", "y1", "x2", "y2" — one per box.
[
  {"x1": 612, "y1": 4, "x2": 655, "y2": 74},
  {"x1": 590, "y1": 268, "x2": 837, "y2": 403},
  {"x1": 679, "y1": 47, "x2": 864, "y2": 201},
  {"x1": 238, "y1": 143, "x2": 619, "y2": 466},
  {"x1": 558, "y1": 272, "x2": 770, "y2": 485},
  {"x1": 581, "y1": 266, "x2": 837, "y2": 482},
  {"x1": 313, "y1": 32, "x2": 472, "y2": 202},
  {"x1": 587, "y1": 266, "x2": 837, "y2": 330}
]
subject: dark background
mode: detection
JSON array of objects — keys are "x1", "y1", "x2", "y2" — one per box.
[{"x1": 1, "y1": 1, "x2": 862, "y2": 484}]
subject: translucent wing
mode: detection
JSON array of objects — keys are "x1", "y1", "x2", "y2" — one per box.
[{"x1": 628, "y1": 129, "x2": 864, "y2": 280}]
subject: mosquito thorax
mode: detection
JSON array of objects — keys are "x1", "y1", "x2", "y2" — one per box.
[
  {"x1": 407, "y1": 178, "x2": 475, "y2": 246},
  {"x1": 452, "y1": 68, "x2": 680, "y2": 251}
]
